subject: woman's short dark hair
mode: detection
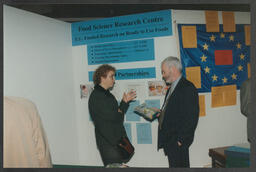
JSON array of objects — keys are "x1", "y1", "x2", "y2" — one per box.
[{"x1": 93, "y1": 64, "x2": 116, "y2": 85}]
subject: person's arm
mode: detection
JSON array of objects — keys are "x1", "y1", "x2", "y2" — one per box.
[
  {"x1": 177, "y1": 85, "x2": 199, "y2": 145},
  {"x1": 118, "y1": 100, "x2": 129, "y2": 114},
  {"x1": 89, "y1": 94, "x2": 124, "y2": 122},
  {"x1": 240, "y1": 80, "x2": 251, "y2": 117},
  {"x1": 31, "y1": 103, "x2": 52, "y2": 167}
]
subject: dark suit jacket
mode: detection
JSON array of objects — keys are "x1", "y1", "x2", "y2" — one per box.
[
  {"x1": 158, "y1": 77, "x2": 199, "y2": 153},
  {"x1": 89, "y1": 84, "x2": 129, "y2": 148}
]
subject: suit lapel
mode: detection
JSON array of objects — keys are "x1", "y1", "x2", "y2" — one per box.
[{"x1": 169, "y1": 77, "x2": 185, "y2": 98}]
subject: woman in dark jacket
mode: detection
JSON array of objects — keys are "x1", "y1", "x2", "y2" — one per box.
[{"x1": 88, "y1": 64, "x2": 136, "y2": 167}]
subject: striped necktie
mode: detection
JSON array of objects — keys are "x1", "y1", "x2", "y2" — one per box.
[{"x1": 158, "y1": 85, "x2": 172, "y2": 129}]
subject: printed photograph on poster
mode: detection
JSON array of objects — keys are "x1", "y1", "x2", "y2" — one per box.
[
  {"x1": 148, "y1": 80, "x2": 168, "y2": 96},
  {"x1": 80, "y1": 84, "x2": 94, "y2": 99},
  {"x1": 126, "y1": 83, "x2": 145, "y2": 100}
]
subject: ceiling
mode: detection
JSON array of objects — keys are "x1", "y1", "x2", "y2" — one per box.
[{"x1": 6, "y1": 4, "x2": 250, "y2": 23}]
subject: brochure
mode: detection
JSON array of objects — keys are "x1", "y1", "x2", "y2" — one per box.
[{"x1": 134, "y1": 103, "x2": 159, "y2": 121}]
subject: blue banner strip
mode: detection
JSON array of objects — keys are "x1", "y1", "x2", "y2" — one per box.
[
  {"x1": 136, "y1": 123, "x2": 152, "y2": 144},
  {"x1": 72, "y1": 10, "x2": 172, "y2": 46},
  {"x1": 89, "y1": 67, "x2": 156, "y2": 81}
]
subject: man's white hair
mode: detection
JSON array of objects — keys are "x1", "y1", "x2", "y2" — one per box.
[{"x1": 161, "y1": 56, "x2": 182, "y2": 72}]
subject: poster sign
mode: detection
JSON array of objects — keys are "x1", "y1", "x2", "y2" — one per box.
[
  {"x1": 87, "y1": 39, "x2": 154, "y2": 65},
  {"x1": 72, "y1": 10, "x2": 172, "y2": 45}
]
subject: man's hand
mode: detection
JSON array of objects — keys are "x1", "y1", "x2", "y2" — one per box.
[
  {"x1": 177, "y1": 141, "x2": 182, "y2": 146},
  {"x1": 150, "y1": 107, "x2": 161, "y2": 118},
  {"x1": 118, "y1": 108, "x2": 123, "y2": 113},
  {"x1": 151, "y1": 107, "x2": 161, "y2": 112}
]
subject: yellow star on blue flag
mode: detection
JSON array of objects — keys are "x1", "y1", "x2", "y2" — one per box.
[{"x1": 178, "y1": 24, "x2": 250, "y2": 92}]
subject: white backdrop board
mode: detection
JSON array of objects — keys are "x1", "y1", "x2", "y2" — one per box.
[
  {"x1": 3, "y1": 5, "x2": 79, "y2": 164},
  {"x1": 71, "y1": 9, "x2": 250, "y2": 167}
]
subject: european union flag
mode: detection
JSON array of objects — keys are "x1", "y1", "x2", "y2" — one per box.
[{"x1": 178, "y1": 24, "x2": 250, "y2": 93}]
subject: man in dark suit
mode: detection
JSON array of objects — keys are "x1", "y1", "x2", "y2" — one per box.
[{"x1": 158, "y1": 56, "x2": 199, "y2": 167}]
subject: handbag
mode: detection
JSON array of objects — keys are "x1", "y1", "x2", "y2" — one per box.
[{"x1": 117, "y1": 136, "x2": 135, "y2": 162}]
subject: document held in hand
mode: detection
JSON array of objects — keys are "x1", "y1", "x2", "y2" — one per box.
[{"x1": 134, "y1": 103, "x2": 159, "y2": 121}]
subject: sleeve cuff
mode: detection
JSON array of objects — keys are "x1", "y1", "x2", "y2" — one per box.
[{"x1": 119, "y1": 100, "x2": 129, "y2": 114}]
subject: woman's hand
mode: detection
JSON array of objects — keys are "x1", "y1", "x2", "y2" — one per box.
[{"x1": 122, "y1": 90, "x2": 137, "y2": 103}]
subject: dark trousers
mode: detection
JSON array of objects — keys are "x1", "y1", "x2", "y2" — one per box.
[
  {"x1": 166, "y1": 143, "x2": 190, "y2": 167},
  {"x1": 98, "y1": 144, "x2": 124, "y2": 166}
]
